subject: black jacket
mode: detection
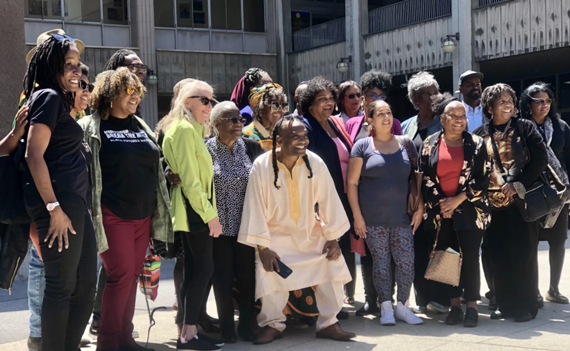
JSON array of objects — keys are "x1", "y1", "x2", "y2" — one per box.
[
  {"x1": 419, "y1": 130, "x2": 492, "y2": 231},
  {"x1": 0, "y1": 223, "x2": 30, "y2": 291}
]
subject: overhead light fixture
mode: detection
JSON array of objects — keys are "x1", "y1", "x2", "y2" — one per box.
[
  {"x1": 147, "y1": 69, "x2": 159, "y2": 86},
  {"x1": 337, "y1": 56, "x2": 352, "y2": 74},
  {"x1": 442, "y1": 32, "x2": 460, "y2": 53}
]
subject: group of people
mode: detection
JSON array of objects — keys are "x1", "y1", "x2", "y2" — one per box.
[{"x1": 0, "y1": 28, "x2": 568, "y2": 351}]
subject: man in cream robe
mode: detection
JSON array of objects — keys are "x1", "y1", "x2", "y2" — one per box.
[{"x1": 238, "y1": 120, "x2": 355, "y2": 343}]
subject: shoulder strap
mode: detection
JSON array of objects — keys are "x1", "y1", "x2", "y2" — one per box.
[
  {"x1": 399, "y1": 135, "x2": 417, "y2": 170},
  {"x1": 488, "y1": 123, "x2": 506, "y2": 176}
]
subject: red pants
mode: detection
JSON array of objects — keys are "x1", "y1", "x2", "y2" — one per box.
[{"x1": 97, "y1": 206, "x2": 151, "y2": 350}]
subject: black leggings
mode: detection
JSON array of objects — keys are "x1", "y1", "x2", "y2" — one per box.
[
  {"x1": 339, "y1": 232, "x2": 356, "y2": 299},
  {"x1": 488, "y1": 205, "x2": 539, "y2": 317},
  {"x1": 179, "y1": 229, "x2": 214, "y2": 325},
  {"x1": 434, "y1": 219, "x2": 484, "y2": 302},
  {"x1": 535, "y1": 207, "x2": 568, "y2": 294},
  {"x1": 212, "y1": 235, "x2": 255, "y2": 335},
  {"x1": 25, "y1": 188, "x2": 97, "y2": 351}
]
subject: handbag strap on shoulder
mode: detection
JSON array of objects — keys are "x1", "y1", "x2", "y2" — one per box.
[{"x1": 399, "y1": 136, "x2": 417, "y2": 171}]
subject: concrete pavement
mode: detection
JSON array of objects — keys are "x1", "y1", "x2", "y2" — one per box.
[{"x1": 1, "y1": 241, "x2": 569, "y2": 351}]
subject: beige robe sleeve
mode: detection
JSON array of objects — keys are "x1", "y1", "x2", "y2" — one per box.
[
  {"x1": 314, "y1": 155, "x2": 350, "y2": 241},
  {"x1": 238, "y1": 158, "x2": 271, "y2": 248}
]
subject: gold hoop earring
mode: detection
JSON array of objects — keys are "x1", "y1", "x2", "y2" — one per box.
[{"x1": 110, "y1": 102, "x2": 113, "y2": 109}]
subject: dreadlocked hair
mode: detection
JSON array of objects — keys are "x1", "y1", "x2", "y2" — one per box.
[
  {"x1": 270, "y1": 115, "x2": 313, "y2": 189},
  {"x1": 244, "y1": 67, "x2": 268, "y2": 92},
  {"x1": 23, "y1": 36, "x2": 76, "y2": 110},
  {"x1": 103, "y1": 49, "x2": 137, "y2": 71}
]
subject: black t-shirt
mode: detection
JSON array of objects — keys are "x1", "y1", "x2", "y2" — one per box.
[
  {"x1": 24, "y1": 89, "x2": 89, "y2": 203},
  {"x1": 99, "y1": 115, "x2": 160, "y2": 220},
  {"x1": 413, "y1": 128, "x2": 429, "y2": 151}
]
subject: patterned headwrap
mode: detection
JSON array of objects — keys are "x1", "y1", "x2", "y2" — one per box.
[{"x1": 248, "y1": 83, "x2": 283, "y2": 110}]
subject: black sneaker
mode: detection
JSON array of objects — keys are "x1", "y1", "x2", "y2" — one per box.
[
  {"x1": 196, "y1": 333, "x2": 224, "y2": 347},
  {"x1": 176, "y1": 336, "x2": 221, "y2": 350},
  {"x1": 445, "y1": 306, "x2": 464, "y2": 325},
  {"x1": 488, "y1": 296, "x2": 497, "y2": 311},
  {"x1": 463, "y1": 307, "x2": 478, "y2": 327}
]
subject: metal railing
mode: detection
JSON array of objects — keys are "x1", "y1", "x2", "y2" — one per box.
[
  {"x1": 369, "y1": 0, "x2": 452, "y2": 34},
  {"x1": 477, "y1": 0, "x2": 512, "y2": 6},
  {"x1": 292, "y1": 17, "x2": 346, "y2": 52}
]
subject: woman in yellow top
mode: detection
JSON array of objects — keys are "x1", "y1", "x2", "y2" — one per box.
[{"x1": 161, "y1": 79, "x2": 224, "y2": 351}]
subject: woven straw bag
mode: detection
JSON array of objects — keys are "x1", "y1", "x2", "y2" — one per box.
[{"x1": 424, "y1": 227, "x2": 462, "y2": 287}]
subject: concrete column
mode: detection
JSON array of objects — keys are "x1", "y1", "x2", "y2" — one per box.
[
  {"x1": 276, "y1": 0, "x2": 292, "y2": 97},
  {"x1": 345, "y1": 0, "x2": 368, "y2": 81},
  {"x1": 131, "y1": 0, "x2": 159, "y2": 128},
  {"x1": 451, "y1": 0, "x2": 478, "y2": 96},
  {"x1": 0, "y1": 0, "x2": 26, "y2": 137}
]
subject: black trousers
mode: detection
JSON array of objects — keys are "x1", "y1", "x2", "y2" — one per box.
[
  {"x1": 92, "y1": 265, "x2": 107, "y2": 321},
  {"x1": 360, "y1": 241, "x2": 378, "y2": 305},
  {"x1": 178, "y1": 229, "x2": 214, "y2": 325},
  {"x1": 488, "y1": 205, "x2": 539, "y2": 317},
  {"x1": 211, "y1": 235, "x2": 255, "y2": 335},
  {"x1": 481, "y1": 230, "x2": 495, "y2": 296},
  {"x1": 25, "y1": 188, "x2": 97, "y2": 351},
  {"x1": 339, "y1": 232, "x2": 356, "y2": 299},
  {"x1": 434, "y1": 219, "x2": 484, "y2": 302},
  {"x1": 413, "y1": 224, "x2": 449, "y2": 307}
]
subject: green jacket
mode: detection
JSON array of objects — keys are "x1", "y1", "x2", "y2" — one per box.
[
  {"x1": 78, "y1": 113, "x2": 174, "y2": 254},
  {"x1": 162, "y1": 117, "x2": 217, "y2": 232}
]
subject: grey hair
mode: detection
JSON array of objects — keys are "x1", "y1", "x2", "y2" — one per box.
[
  {"x1": 209, "y1": 101, "x2": 239, "y2": 130},
  {"x1": 407, "y1": 71, "x2": 439, "y2": 110}
]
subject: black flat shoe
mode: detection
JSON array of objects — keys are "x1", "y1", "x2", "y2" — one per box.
[
  {"x1": 488, "y1": 297, "x2": 497, "y2": 311},
  {"x1": 546, "y1": 290, "x2": 570, "y2": 304},
  {"x1": 463, "y1": 307, "x2": 478, "y2": 328},
  {"x1": 490, "y1": 310, "x2": 513, "y2": 320},
  {"x1": 355, "y1": 301, "x2": 380, "y2": 317},
  {"x1": 445, "y1": 306, "x2": 464, "y2": 325},
  {"x1": 514, "y1": 311, "x2": 532, "y2": 323},
  {"x1": 336, "y1": 310, "x2": 349, "y2": 320},
  {"x1": 197, "y1": 333, "x2": 224, "y2": 347},
  {"x1": 537, "y1": 294, "x2": 544, "y2": 309},
  {"x1": 484, "y1": 291, "x2": 494, "y2": 300},
  {"x1": 197, "y1": 320, "x2": 220, "y2": 334}
]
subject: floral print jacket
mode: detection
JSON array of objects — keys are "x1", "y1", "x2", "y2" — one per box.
[{"x1": 419, "y1": 130, "x2": 492, "y2": 231}]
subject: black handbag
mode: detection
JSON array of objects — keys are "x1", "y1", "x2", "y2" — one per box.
[
  {"x1": 489, "y1": 121, "x2": 565, "y2": 222},
  {"x1": 0, "y1": 140, "x2": 31, "y2": 224}
]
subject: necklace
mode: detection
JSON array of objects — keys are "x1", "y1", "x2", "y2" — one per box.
[{"x1": 492, "y1": 118, "x2": 512, "y2": 139}]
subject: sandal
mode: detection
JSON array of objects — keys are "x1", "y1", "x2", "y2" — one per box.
[{"x1": 344, "y1": 296, "x2": 355, "y2": 305}]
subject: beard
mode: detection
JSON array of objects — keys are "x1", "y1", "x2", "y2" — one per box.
[{"x1": 467, "y1": 90, "x2": 481, "y2": 100}]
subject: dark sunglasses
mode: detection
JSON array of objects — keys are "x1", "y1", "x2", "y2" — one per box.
[
  {"x1": 270, "y1": 102, "x2": 289, "y2": 112},
  {"x1": 51, "y1": 33, "x2": 76, "y2": 42},
  {"x1": 369, "y1": 93, "x2": 385, "y2": 101},
  {"x1": 531, "y1": 97, "x2": 554, "y2": 105},
  {"x1": 79, "y1": 80, "x2": 94, "y2": 93},
  {"x1": 126, "y1": 63, "x2": 148, "y2": 73},
  {"x1": 222, "y1": 117, "x2": 246, "y2": 125},
  {"x1": 347, "y1": 93, "x2": 361, "y2": 99},
  {"x1": 190, "y1": 96, "x2": 217, "y2": 106}
]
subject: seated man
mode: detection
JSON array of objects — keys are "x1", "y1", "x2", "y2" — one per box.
[{"x1": 238, "y1": 115, "x2": 356, "y2": 345}]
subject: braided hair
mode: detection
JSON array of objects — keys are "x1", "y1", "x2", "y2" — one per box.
[
  {"x1": 103, "y1": 49, "x2": 137, "y2": 71},
  {"x1": 23, "y1": 36, "x2": 76, "y2": 109},
  {"x1": 270, "y1": 115, "x2": 313, "y2": 189},
  {"x1": 244, "y1": 67, "x2": 268, "y2": 94}
]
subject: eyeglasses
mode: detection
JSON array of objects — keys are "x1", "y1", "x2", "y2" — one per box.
[
  {"x1": 126, "y1": 86, "x2": 143, "y2": 96},
  {"x1": 79, "y1": 80, "x2": 94, "y2": 93},
  {"x1": 51, "y1": 33, "x2": 75, "y2": 42},
  {"x1": 368, "y1": 93, "x2": 386, "y2": 101},
  {"x1": 222, "y1": 117, "x2": 246, "y2": 124},
  {"x1": 347, "y1": 93, "x2": 361, "y2": 100},
  {"x1": 531, "y1": 97, "x2": 554, "y2": 105},
  {"x1": 126, "y1": 63, "x2": 147, "y2": 74},
  {"x1": 190, "y1": 96, "x2": 217, "y2": 106},
  {"x1": 270, "y1": 102, "x2": 289, "y2": 112}
]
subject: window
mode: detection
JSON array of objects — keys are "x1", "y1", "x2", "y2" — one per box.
[
  {"x1": 154, "y1": 0, "x2": 175, "y2": 27},
  {"x1": 65, "y1": 0, "x2": 101, "y2": 22},
  {"x1": 103, "y1": 0, "x2": 128, "y2": 24},
  {"x1": 177, "y1": 0, "x2": 209, "y2": 28},
  {"x1": 26, "y1": 0, "x2": 123, "y2": 23},
  {"x1": 243, "y1": 0, "x2": 264, "y2": 32},
  {"x1": 212, "y1": 0, "x2": 242, "y2": 30}
]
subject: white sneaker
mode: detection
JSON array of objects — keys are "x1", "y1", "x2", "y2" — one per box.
[
  {"x1": 380, "y1": 301, "x2": 396, "y2": 326},
  {"x1": 132, "y1": 330, "x2": 140, "y2": 339},
  {"x1": 395, "y1": 300, "x2": 423, "y2": 325}
]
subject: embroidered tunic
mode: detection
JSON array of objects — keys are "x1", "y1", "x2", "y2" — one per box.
[
  {"x1": 206, "y1": 137, "x2": 252, "y2": 237},
  {"x1": 238, "y1": 150, "x2": 352, "y2": 299}
]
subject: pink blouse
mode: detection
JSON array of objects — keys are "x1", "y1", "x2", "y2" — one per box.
[{"x1": 332, "y1": 137, "x2": 349, "y2": 193}]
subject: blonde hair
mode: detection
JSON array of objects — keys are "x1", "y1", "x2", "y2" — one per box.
[
  {"x1": 158, "y1": 79, "x2": 213, "y2": 133},
  {"x1": 156, "y1": 78, "x2": 195, "y2": 133}
]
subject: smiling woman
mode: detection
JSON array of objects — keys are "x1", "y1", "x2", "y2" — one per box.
[{"x1": 21, "y1": 34, "x2": 98, "y2": 351}]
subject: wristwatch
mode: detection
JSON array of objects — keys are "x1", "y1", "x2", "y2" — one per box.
[{"x1": 46, "y1": 202, "x2": 60, "y2": 212}]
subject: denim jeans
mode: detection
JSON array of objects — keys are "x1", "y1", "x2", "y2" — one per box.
[{"x1": 27, "y1": 245, "x2": 45, "y2": 338}]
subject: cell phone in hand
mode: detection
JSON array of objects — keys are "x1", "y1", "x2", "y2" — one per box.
[{"x1": 275, "y1": 258, "x2": 293, "y2": 279}]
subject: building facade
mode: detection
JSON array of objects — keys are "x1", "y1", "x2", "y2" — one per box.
[{"x1": 3, "y1": 0, "x2": 570, "y2": 133}]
